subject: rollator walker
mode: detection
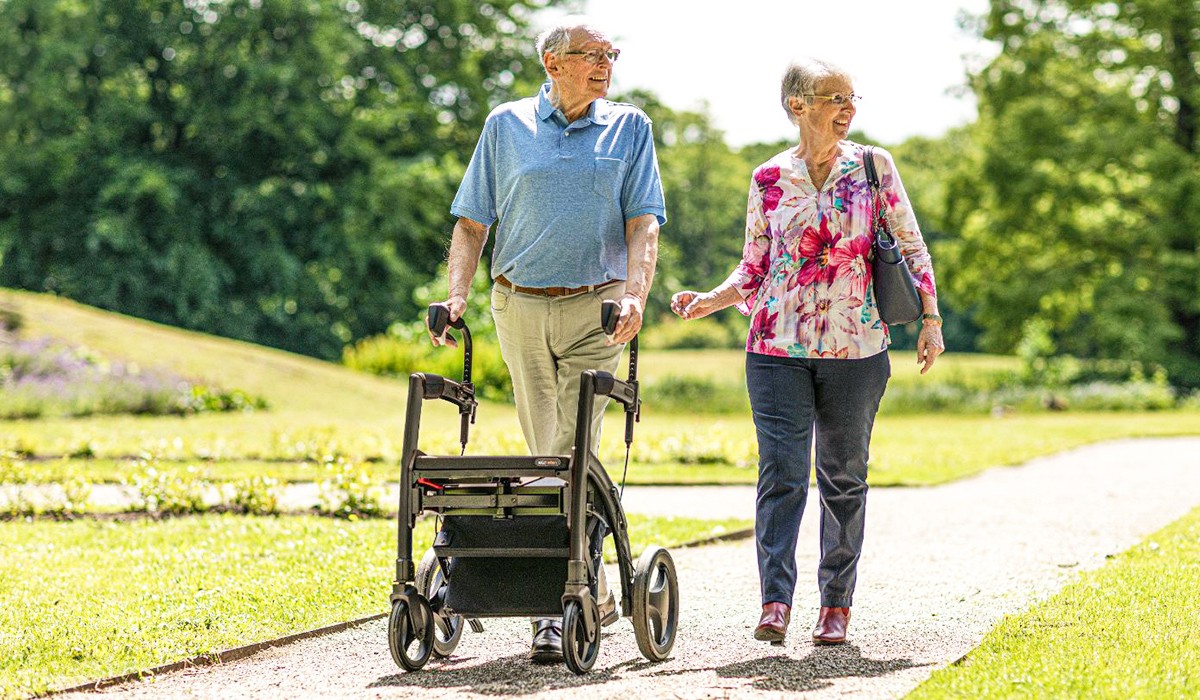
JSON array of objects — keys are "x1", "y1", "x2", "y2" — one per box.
[{"x1": 387, "y1": 301, "x2": 679, "y2": 674}]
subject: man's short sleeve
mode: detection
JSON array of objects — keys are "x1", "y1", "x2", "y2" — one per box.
[
  {"x1": 620, "y1": 116, "x2": 667, "y2": 226},
  {"x1": 450, "y1": 117, "x2": 498, "y2": 226}
]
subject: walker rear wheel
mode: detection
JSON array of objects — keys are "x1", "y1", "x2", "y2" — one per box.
[{"x1": 631, "y1": 545, "x2": 679, "y2": 661}]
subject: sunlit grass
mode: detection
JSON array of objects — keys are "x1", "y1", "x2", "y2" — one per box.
[
  {"x1": 908, "y1": 505, "x2": 1200, "y2": 699},
  {"x1": 7, "y1": 290, "x2": 1198, "y2": 491},
  {"x1": 0, "y1": 512, "x2": 748, "y2": 697},
  {"x1": 620, "y1": 411, "x2": 1200, "y2": 486},
  {"x1": 637, "y1": 348, "x2": 1019, "y2": 391},
  {"x1": 9, "y1": 410, "x2": 1200, "y2": 490}
]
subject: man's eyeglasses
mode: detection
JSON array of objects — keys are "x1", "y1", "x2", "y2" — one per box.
[
  {"x1": 804, "y1": 93, "x2": 861, "y2": 105},
  {"x1": 564, "y1": 48, "x2": 621, "y2": 64}
]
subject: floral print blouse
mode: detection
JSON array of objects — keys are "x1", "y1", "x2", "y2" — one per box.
[{"x1": 729, "y1": 141, "x2": 937, "y2": 359}]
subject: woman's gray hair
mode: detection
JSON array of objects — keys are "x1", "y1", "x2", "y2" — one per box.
[
  {"x1": 780, "y1": 58, "x2": 851, "y2": 125},
  {"x1": 535, "y1": 18, "x2": 603, "y2": 76}
]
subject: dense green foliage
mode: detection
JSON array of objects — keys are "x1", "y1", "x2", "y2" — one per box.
[
  {"x1": 940, "y1": 0, "x2": 1200, "y2": 387},
  {"x1": 0, "y1": 0, "x2": 553, "y2": 359},
  {"x1": 3, "y1": 0, "x2": 1197, "y2": 389}
]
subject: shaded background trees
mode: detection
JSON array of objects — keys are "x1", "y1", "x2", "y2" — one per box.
[
  {"x1": 940, "y1": 0, "x2": 1200, "y2": 386},
  {"x1": 2, "y1": 0, "x2": 1198, "y2": 389},
  {"x1": 0, "y1": 0, "x2": 550, "y2": 358}
]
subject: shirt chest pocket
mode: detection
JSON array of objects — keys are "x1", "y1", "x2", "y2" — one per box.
[{"x1": 593, "y1": 157, "x2": 627, "y2": 198}]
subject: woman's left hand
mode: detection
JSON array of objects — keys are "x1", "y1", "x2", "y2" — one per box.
[{"x1": 917, "y1": 323, "x2": 945, "y2": 374}]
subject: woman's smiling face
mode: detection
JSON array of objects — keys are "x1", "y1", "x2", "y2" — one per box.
[{"x1": 797, "y1": 75, "x2": 857, "y2": 140}]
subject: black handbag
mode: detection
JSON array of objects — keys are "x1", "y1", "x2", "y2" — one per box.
[{"x1": 864, "y1": 147, "x2": 922, "y2": 325}]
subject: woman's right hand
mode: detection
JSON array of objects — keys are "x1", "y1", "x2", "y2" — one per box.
[{"x1": 671, "y1": 290, "x2": 713, "y2": 320}]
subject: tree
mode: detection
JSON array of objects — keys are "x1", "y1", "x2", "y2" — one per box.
[
  {"x1": 0, "y1": 0, "x2": 554, "y2": 359},
  {"x1": 619, "y1": 91, "x2": 752, "y2": 324},
  {"x1": 948, "y1": 0, "x2": 1200, "y2": 386},
  {"x1": 889, "y1": 128, "x2": 986, "y2": 353}
]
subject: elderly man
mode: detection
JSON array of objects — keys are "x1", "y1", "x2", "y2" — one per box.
[{"x1": 432, "y1": 19, "x2": 666, "y2": 663}]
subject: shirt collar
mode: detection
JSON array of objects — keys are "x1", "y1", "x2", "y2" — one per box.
[{"x1": 535, "y1": 82, "x2": 613, "y2": 127}]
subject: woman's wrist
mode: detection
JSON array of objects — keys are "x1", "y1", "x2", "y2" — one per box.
[{"x1": 921, "y1": 313, "x2": 942, "y2": 327}]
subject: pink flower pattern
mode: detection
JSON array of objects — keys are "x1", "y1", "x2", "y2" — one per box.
[
  {"x1": 830, "y1": 234, "x2": 873, "y2": 302},
  {"x1": 729, "y1": 143, "x2": 937, "y2": 359},
  {"x1": 796, "y1": 215, "x2": 842, "y2": 287},
  {"x1": 754, "y1": 165, "x2": 784, "y2": 214}
]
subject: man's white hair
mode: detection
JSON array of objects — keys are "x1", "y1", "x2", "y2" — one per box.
[{"x1": 535, "y1": 16, "x2": 607, "y2": 77}]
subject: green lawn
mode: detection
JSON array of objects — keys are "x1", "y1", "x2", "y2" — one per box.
[
  {"x1": 908, "y1": 504, "x2": 1200, "y2": 699},
  {"x1": 637, "y1": 347, "x2": 1019, "y2": 390},
  {"x1": 0, "y1": 512, "x2": 748, "y2": 698},
  {"x1": 6, "y1": 290, "x2": 1199, "y2": 492},
  {"x1": 619, "y1": 411, "x2": 1200, "y2": 486},
  {"x1": 6, "y1": 288, "x2": 1200, "y2": 699},
  {"x1": 10, "y1": 409, "x2": 1200, "y2": 492}
]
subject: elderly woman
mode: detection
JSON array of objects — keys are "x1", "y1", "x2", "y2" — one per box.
[{"x1": 671, "y1": 58, "x2": 943, "y2": 645}]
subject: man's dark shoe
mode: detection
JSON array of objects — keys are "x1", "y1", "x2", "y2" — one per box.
[
  {"x1": 753, "y1": 602, "x2": 791, "y2": 642},
  {"x1": 812, "y1": 606, "x2": 851, "y2": 645},
  {"x1": 529, "y1": 618, "x2": 563, "y2": 663}
]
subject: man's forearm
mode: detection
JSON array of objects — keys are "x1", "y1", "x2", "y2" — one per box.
[
  {"x1": 624, "y1": 213, "x2": 660, "y2": 304},
  {"x1": 447, "y1": 217, "x2": 489, "y2": 300}
]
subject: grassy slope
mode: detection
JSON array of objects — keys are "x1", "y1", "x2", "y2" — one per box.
[
  {"x1": 2, "y1": 289, "x2": 524, "y2": 458},
  {"x1": 5, "y1": 289, "x2": 406, "y2": 417}
]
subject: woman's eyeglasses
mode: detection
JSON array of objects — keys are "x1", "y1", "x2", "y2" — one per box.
[
  {"x1": 804, "y1": 93, "x2": 861, "y2": 105},
  {"x1": 564, "y1": 48, "x2": 621, "y2": 64}
]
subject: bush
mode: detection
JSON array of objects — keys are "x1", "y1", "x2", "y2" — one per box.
[
  {"x1": 317, "y1": 458, "x2": 385, "y2": 519},
  {"x1": 641, "y1": 318, "x2": 741, "y2": 350},
  {"x1": 0, "y1": 304, "x2": 21, "y2": 334},
  {"x1": 632, "y1": 431, "x2": 757, "y2": 467},
  {"x1": 1059, "y1": 381, "x2": 1176, "y2": 412},
  {"x1": 227, "y1": 476, "x2": 282, "y2": 516},
  {"x1": 184, "y1": 385, "x2": 269, "y2": 413},
  {"x1": 123, "y1": 460, "x2": 210, "y2": 516},
  {"x1": 880, "y1": 383, "x2": 992, "y2": 414},
  {"x1": 0, "y1": 336, "x2": 267, "y2": 418},
  {"x1": 645, "y1": 375, "x2": 749, "y2": 414},
  {"x1": 343, "y1": 334, "x2": 513, "y2": 402}
]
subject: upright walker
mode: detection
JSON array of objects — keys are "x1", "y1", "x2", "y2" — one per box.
[{"x1": 387, "y1": 301, "x2": 679, "y2": 674}]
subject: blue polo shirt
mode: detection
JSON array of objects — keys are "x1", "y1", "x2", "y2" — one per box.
[{"x1": 451, "y1": 83, "x2": 667, "y2": 288}]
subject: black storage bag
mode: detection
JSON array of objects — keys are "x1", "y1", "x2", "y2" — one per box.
[{"x1": 440, "y1": 515, "x2": 569, "y2": 616}]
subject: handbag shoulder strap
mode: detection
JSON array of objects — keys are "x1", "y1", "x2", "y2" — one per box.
[
  {"x1": 862, "y1": 145, "x2": 881, "y2": 189},
  {"x1": 862, "y1": 145, "x2": 895, "y2": 244}
]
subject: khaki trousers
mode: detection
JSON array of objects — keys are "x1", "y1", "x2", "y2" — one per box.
[{"x1": 491, "y1": 281, "x2": 626, "y2": 457}]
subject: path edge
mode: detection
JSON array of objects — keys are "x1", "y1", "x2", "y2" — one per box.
[
  {"x1": 43, "y1": 528, "x2": 754, "y2": 696},
  {"x1": 44, "y1": 614, "x2": 386, "y2": 697}
]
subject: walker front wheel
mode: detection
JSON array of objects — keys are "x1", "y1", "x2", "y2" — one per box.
[
  {"x1": 415, "y1": 549, "x2": 464, "y2": 658},
  {"x1": 562, "y1": 598, "x2": 600, "y2": 675},
  {"x1": 387, "y1": 595, "x2": 434, "y2": 672}
]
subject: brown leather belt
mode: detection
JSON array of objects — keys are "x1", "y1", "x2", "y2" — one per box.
[{"x1": 494, "y1": 274, "x2": 620, "y2": 298}]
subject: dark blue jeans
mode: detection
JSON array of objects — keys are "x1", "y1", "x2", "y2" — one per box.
[{"x1": 746, "y1": 350, "x2": 890, "y2": 608}]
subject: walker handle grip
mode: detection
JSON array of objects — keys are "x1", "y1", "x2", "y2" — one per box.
[
  {"x1": 601, "y1": 300, "x2": 620, "y2": 335},
  {"x1": 427, "y1": 303, "x2": 464, "y2": 337}
]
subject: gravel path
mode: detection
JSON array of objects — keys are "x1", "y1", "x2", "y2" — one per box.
[{"x1": 62, "y1": 437, "x2": 1200, "y2": 699}]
